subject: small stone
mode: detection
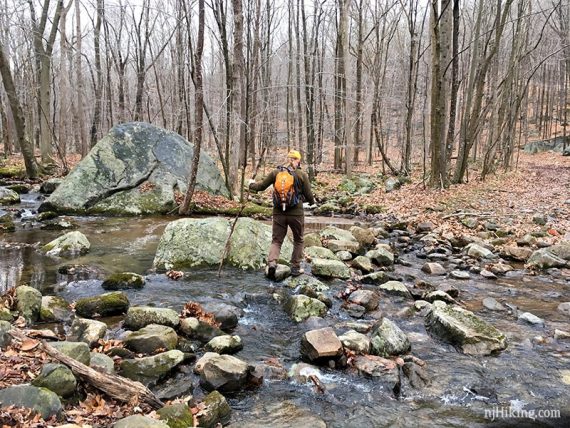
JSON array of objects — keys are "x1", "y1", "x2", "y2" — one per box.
[
  {"x1": 195, "y1": 390, "x2": 232, "y2": 428},
  {"x1": 119, "y1": 350, "x2": 185, "y2": 385},
  {"x1": 205, "y1": 335, "x2": 243, "y2": 354},
  {"x1": 157, "y1": 403, "x2": 195, "y2": 428},
  {"x1": 179, "y1": 317, "x2": 224, "y2": 343},
  {"x1": 0, "y1": 320, "x2": 12, "y2": 347},
  {"x1": 348, "y1": 289, "x2": 379, "y2": 311},
  {"x1": 416, "y1": 222, "x2": 434, "y2": 233},
  {"x1": 113, "y1": 415, "x2": 169, "y2": 428},
  {"x1": 365, "y1": 248, "x2": 394, "y2": 266},
  {"x1": 489, "y1": 263, "x2": 514, "y2": 275},
  {"x1": 450, "y1": 270, "x2": 470, "y2": 280},
  {"x1": 196, "y1": 353, "x2": 255, "y2": 393},
  {"x1": 304, "y1": 246, "x2": 338, "y2": 261},
  {"x1": 40, "y1": 296, "x2": 72, "y2": 323},
  {"x1": 300, "y1": 327, "x2": 343, "y2": 362},
  {"x1": 284, "y1": 295, "x2": 328, "y2": 323},
  {"x1": 480, "y1": 269, "x2": 497, "y2": 279},
  {"x1": 370, "y1": 318, "x2": 411, "y2": 357},
  {"x1": 466, "y1": 243, "x2": 494, "y2": 259},
  {"x1": 42, "y1": 231, "x2": 90, "y2": 257},
  {"x1": 482, "y1": 297, "x2": 506, "y2": 311},
  {"x1": 423, "y1": 290, "x2": 455, "y2": 304},
  {"x1": 554, "y1": 329, "x2": 570, "y2": 340},
  {"x1": 336, "y1": 250, "x2": 353, "y2": 261},
  {"x1": 325, "y1": 239, "x2": 360, "y2": 253},
  {"x1": 532, "y1": 214, "x2": 547, "y2": 226},
  {"x1": 351, "y1": 256, "x2": 374, "y2": 273},
  {"x1": 379, "y1": 281, "x2": 411, "y2": 298},
  {"x1": 558, "y1": 302, "x2": 570, "y2": 317},
  {"x1": 338, "y1": 330, "x2": 370, "y2": 354},
  {"x1": 123, "y1": 306, "x2": 180, "y2": 330},
  {"x1": 68, "y1": 317, "x2": 107, "y2": 347},
  {"x1": 16, "y1": 285, "x2": 42, "y2": 323},
  {"x1": 90, "y1": 352, "x2": 115, "y2": 374},
  {"x1": 518, "y1": 312, "x2": 545, "y2": 326},
  {"x1": 310, "y1": 258, "x2": 350, "y2": 279},
  {"x1": 421, "y1": 262, "x2": 446, "y2": 275},
  {"x1": 461, "y1": 218, "x2": 478, "y2": 229}
]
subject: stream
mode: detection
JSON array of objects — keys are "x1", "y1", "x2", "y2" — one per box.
[{"x1": 1, "y1": 192, "x2": 569, "y2": 427}]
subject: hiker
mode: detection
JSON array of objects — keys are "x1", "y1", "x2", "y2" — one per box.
[{"x1": 248, "y1": 150, "x2": 316, "y2": 278}]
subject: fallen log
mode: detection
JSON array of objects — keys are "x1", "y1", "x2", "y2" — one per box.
[{"x1": 9, "y1": 328, "x2": 163, "y2": 409}]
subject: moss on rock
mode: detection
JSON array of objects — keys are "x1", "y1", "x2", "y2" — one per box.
[{"x1": 75, "y1": 291, "x2": 129, "y2": 318}]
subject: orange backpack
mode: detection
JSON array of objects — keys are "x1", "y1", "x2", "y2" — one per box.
[{"x1": 273, "y1": 166, "x2": 301, "y2": 211}]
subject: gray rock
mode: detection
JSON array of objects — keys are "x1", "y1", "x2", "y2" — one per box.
[
  {"x1": 526, "y1": 249, "x2": 567, "y2": 269},
  {"x1": 338, "y1": 330, "x2": 370, "y2": 354},
  {"x1": 518, "y1": 233, "x2": 538, "y2": 246},
  {"x1": 414, "y1": 300, "x2": 431, "y2": 311},
  {"x1": 228, "y1": 400, "x2": 325, "y2": 428},
  {"x1": 482, "y1": 297, "x2": 506, "y2": 311},
  {"x1": 267, "y1": 263, "x2": 290, "y2": 281},
  {"x1": 42, "y1": 231, "x2": 90, "y2": 257},
  {"x1": 0, "y1": 384, "x2": 62, "y2": 419},
  {"x1": 466, "y1": 243, "x2": 494, "y2": 259},
  {"x1": 40, "y1": 122, "x2": 229, "y2": 215},
  {"x1": 50, "y1": 341, "x2": 91, "y2": 365},
  {"x1": 195, "y1": 390, "x2": 232, "y2": 428},
  {"x1": 450, "y1": 270, "x2": 470, "y2": 280},
  {"x1": 310, "y1": 258, "x2": 350, "y2": 279},
  {"x1": 300, "y1": 327, "x2": 343, "y2": 362},
  {"x1": 123, "y1": 306, "x2": 180, "y2": 330},
  {"x1": 101, "y1": 272, "x2": 145, "y2": 290},
  {"x1": 370, "y1": 318, "x2": 411, "y2": 356},
  {"x1": 113, "y1": 415, "x2": 169, "y2": 428},
  {"x1": 336, "y1": 250, "x2": 353, "y2": 261},
  {"x1": 379, "y1": 281, "x2": 411, "y2": 298},
  {"x1": 558, "y1": 302, "x2": 570, "y2": 317},
  {"x1": 325, "y1": 239, "x2": 360, "y2": 253},
  {"x1": 0, "y1": 187, "x2": 20, "y2": 204},
  {"x1": 75, "y1": 291, "x2": 129, "y2": 318},
  {"x1": 16, "y1": 285, "x2": 42, "y2": 323},
  {"x1": 501, "y1": 246, "x2": 533, "y2": 261},
  {"x1": 196, "y1": 353, "x2": 254, "y2": 392},
  {"x1": 384, "y1": 177, "x2": 401, "y2": 192},
  {"x1": 423, "y1": 290, "x2": 455, "y2": 304},
  {"x1": 202, "y1": 302, "x2": 242, "y2": 331},
  {"x1": 365, "y1": 248, "x2": 394, "y2": 266},
  {"x1": 284, "y1": 295, "x2": 328, "y2": 323},
  {"x1": 303, "y1": 232, "x2": 322, "y2": 248},
  {"x1": 549, "y1": 241, "x2": 570, "y2": 260},
  {"x1": 32, "y1": 363, "x2": 77, "y2": 397},
  {"x1": 90, "y1": 352, "x2": 115, "y2": 374},
  {"x1": 153, "y1": 217, "x2": 293, "y2": 270},
  {"x1": 489, "y1": 263, "x2": 514, "y2": 275},
  {"x1": 425, "y1": 305, "x2": 507, "y2": 355},
  {"x1": 361, "y1": 271, "x2": 390, "y2": 285},
  {"x1": 287, "y1": 274, "x2": 329, "y2": 292},
  {"x1": 304, "y1": 246, "x2": 339, "y2": 261},
  {"x1": 518, "y1": 312, "x2": 545, "y2": 326},
  {"x1": 40, "y1": 296, "x2": 72, "y2": 322},
  {"x1": 353, "y1": 355, "x2": 401, "y2": 394},
  {"x1": 205, "y1": 335, "x2": 243, "y2": 354},
  {"x1": 68, "y1": 317, "x2": 107, "y2": 347},
  {"x1": 421, "y1": 262, "x2": 446, "y2": 275},
  {"x1": 157, "y1": 403, "x2": 195, "y2": 428},
  {"x1": 0, "y1": 209, "x2": 15, "y2": 232},
  {"x1": 179, "y1": 317, "x2": 224, "y2": 343},
  {"x1": 461, "y1": 218, "x2": 478, "y2": 229},
  {"x1": 480, "y1": 269, "x2": 497, "y2": 279},
  {"x1": 319, "y1": 226, "x2": 357, "y2": 242},
  {"x1": 0, "y1": 320, "x2": 12, "y2": 347},
  {"x1": 39, "y1": 178, "x2": 63, "y2": 194},
  {"x1": 348, "y1": 290, "x2": 379, "y2": 311},
  {"x1": 350, "y1": 226, "x2": 376, "y2": 246},
  {"x1": 124, "y1": 324, "x2": 178, "y2": 354},
  {"x1": 351, "y1": 256, "x2": 374, "y2": 273},
  {"x1": 119, "y1": 350, "x2": 185, "y2": 385},
  {"x1": 554, "y1": 329, "x2": 570, "y2": 340}
]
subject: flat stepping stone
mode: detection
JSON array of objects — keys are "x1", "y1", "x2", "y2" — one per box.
[{"x1": 450, "y1": 270, "x2": 470, "y2": 280}]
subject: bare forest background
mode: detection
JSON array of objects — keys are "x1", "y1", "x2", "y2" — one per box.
[{"x1": 0, "y1": 0, "x2": 568, "y2": 200}]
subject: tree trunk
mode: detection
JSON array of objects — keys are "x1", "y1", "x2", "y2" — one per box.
[
  {"x1": 90, "y1": 0, "x2": 103, "y2": 148},
  {"x1": 75, "y1": 0, "x2": 88, "y2": 157}
]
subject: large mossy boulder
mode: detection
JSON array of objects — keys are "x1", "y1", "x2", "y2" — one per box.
[
  {"x1": 123, "y1": 306, "x2": 180, "y2": 330},
  {"x1": 124, "y1": 324, "x2": 178, "y2": 354},
  {"x1": 425, "y1": 305, "x2": 507, "y2": 355},
  {"x1": 42, "y1": 231, "x2": 90, "y2": 257},
  {"x1": 101, "y1": 272, "x2": 145, "y2": 290},
  {"x1": 39, "y1": 122, "x2": 229, "y2": 215},
  {"x1": 16, "y1": 285, "x2": 42, "y2": 323},
  {"x1": 75, "y1": 291, "x2": 129, "y2": 318},
  {"x1": 0, "y1": 187, "x2": 20, "y2": 204},
  {"x1": 0, "y1": 384, "x2": 62, "y2": 419},
  {"x1": 32, "y1": 363, "x2": 77, "y2": 398},
  {"x1": 153, "y1": 217, "x2": 293, "y2": 270}
]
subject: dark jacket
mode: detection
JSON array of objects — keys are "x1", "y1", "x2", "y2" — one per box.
[{"x1": 249, "y1": 166, "x2": 315, "y2": 216}]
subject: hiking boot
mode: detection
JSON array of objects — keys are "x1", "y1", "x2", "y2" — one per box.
[
  {"x1": 267, "y1": 262, "x2": 277, "y2": 280},
  {"x1": 291, "y1": 267, "x2": 304, "y2": 277}
]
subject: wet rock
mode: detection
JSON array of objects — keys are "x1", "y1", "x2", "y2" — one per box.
[
  {"x1": 325, "y1": 239, "x2": 360, "y2": 254},
  {"x1": 287, "y1": 274, "x2": 329, "y2": 291},
  {"x1": 365, "y1": 248, "x2": 394, "y2": 266},
  {"x1": 266, "y1": 263, "x2": 291, "y2": 281},
  {"x1": 480, "y1": 269, "x2": 497, "y2": 279},
  {"x1": 0, "y1": 210, "x2": 15, "y2": 232},
  {"x1": 194, "y1": 390, "x2": 232, "y2": 428},
  {"x1": 42, "y1": 231, "x2": 90, "y2": 257},
  {"x1": 32, "y1": 363, "x2": 77, "y2": 397},
  {"x1": 554, "y1": 329, "x2": 570, "y2": 340},
  {"x1": 438, "y1": 283, "x2": 459, "y2": 298},
  {"x1": 338, "y1": 330, "x2": 370, "y2": 354},
  {"x1": 344, "y1": 303, "x2": 366, "y2": 318},
  {"x1": 348, "y1": 290, "x2": 379, "y2": 311},
  {"x1": 300, "y1": 327, "x2": 343, "y2": 362},
  {"x1": 123, "y1": 306, "x2": 179, "y2": 330},
  {"x1": 303, "y1": 232, "x2": 322, "y2": 248},
  {"x1": 157, "y1": 403, "x2": 195, "y2": 428},
  {"x1": 0, "y1": 320, "x2": 12, "y2": 347},
  {"x1": 284, "y1": 295, "x2": 328, "y2": 322},
  {"x1": 421, "y1": 262, "x2": 446, "y2": 275},
  {"x1": 50, "y1": 341, "x2": 91, "y2": 365},
  {"x1": 558, "y1": 302, "x2": 570, "y2": 317},
  {"x1": 228, "y1": 401, "x2": 326, "y2": 428},
  {"x1": 68, "y1": 317, "x2": 107, "y2": 347},
  {"x1": 482, "y1": 297, "x2": 506, "y2": 311},
  {"x1": 124, "y1": 324, "x2": 178, "y2": 354},
  {"x1": 0, "y1": 384, "x2": 62, "y2": 419},
  {"x1": 0, "y1": 187, "x2": 20, "y2": 204},
  {"x1": 153, "y1": 217, "x2": 292, "y2": 270},
  {"x1": 518, "y1": 312, "x2": 544, "y2": 326},
  {"x1": 353, "y1": 355, "x2": 400, "y2": 394},
  {"x1": 526, "y1": 248, "x2": 567, "y2": 269},
  {"x1": 501, "y1": 246, "x2": 533, "y2": 262},
  {"x1": 40, "y1": 296, "x2": 72, "y2": 323},
  {"x1": 297, "y1": 282, "x2": 331, "y2": 307},
  {"x1": 101, "y1": 272, "x2": 145, "y2": 290},
  {"x1": 450, "y1": 270, "x2": 470, "y2": 280},
  {"x1": 423, "y1": 290, "x2": 455, "y2": 304},
  {"x1": 425, "y1": 305, "x2": 507, "y2": 355},
  {"x1": 179, "y1": 317, "x2": 224, "y2": 343},
  {"x1": 39, "y1": 178, "x2": 63, "y2": 194},
  {"x1": 119, "y1": 350, "x2": 185, "y2": 385},
  {"x1": 113, "y1": 415, "x2": 169, "y2": 428},
  {"x1": 16, "y1": 285, "x2": 42, "y2": 323},
  {"x1": 351, "y1": 256, "x2": 374, "y2": 273},
  {"x1": 205, "y1": 335, "x2": 243, "y2": 354},
  {"x1": 201, "y1": 302, "x2": 241, "y2": 331},
  {"x1": 350, "y1": 226, "x2": 376, "y2": 246},
  {"x1": 305, "y1": 246, "x2": 338, "y2": 260},
  {"x1": 288, "y1": 362, "x2": 322, "y2": 383},
  {"x1": 75, "y1": 291, "x2": 129, "y2": 318},
  {"x1": 379, "y1": 281, "x2": 411, "y2": 298},
  {"x1": 196, "y1": 353, "x2": 255, "y2": 392},
  {"x1": 336, "y1": 250, "x2": 353, "y2": 261},
  {"x1": 319, "y1": 226, "x2": 357, "y2": 242},
  {"x1": 413, "y1": 300, "x2": 431, "y2": 312},
  {"x1": 489, "y1": 263, "x2": 514, "y2": 276},
  {"x1": 402, "y1": 361, "x2": 430, "y2": 388},
  {"x1": 90, "y1": 352, "x2": 115, "y2": 374},
  {"x1": 466, "y1": 243, "x2": 494, "y2": 259},
  {"x1": 370, "y1": 318, "x2": 410, "y2": 357},
  {"x1": 40, "y1": 218, "x2": 78, "y2": 231},
  {"x1": 361, "y1": 271, "x2": 389, "y2": 285},
  {"x1": 310, "y1": 258, "x2": 350, "y2": 279},
  {"x1": 549, "y1": 241, "x2": 570, "y2": 261}
]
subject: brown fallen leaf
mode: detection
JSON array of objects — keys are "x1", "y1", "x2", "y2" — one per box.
[{"x1": 20, "y1": 339, "x2": 39, "y2": 352}]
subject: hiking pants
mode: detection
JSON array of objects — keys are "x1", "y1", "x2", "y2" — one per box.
[{"x1": 268, "y1": 213, "x2": 304, "y2": 268}]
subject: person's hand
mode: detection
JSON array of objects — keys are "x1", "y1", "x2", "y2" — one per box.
[
  {"x1": 244, "y1": 178, "x2": 255, "y2": 192},
  {"x1": 303, "y1": 202, "x2": 317, "y2": 209}
]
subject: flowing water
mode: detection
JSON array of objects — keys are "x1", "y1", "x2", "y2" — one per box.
[{"x1": 1, "y1": 193, "x2": 569, "y2": 427}]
